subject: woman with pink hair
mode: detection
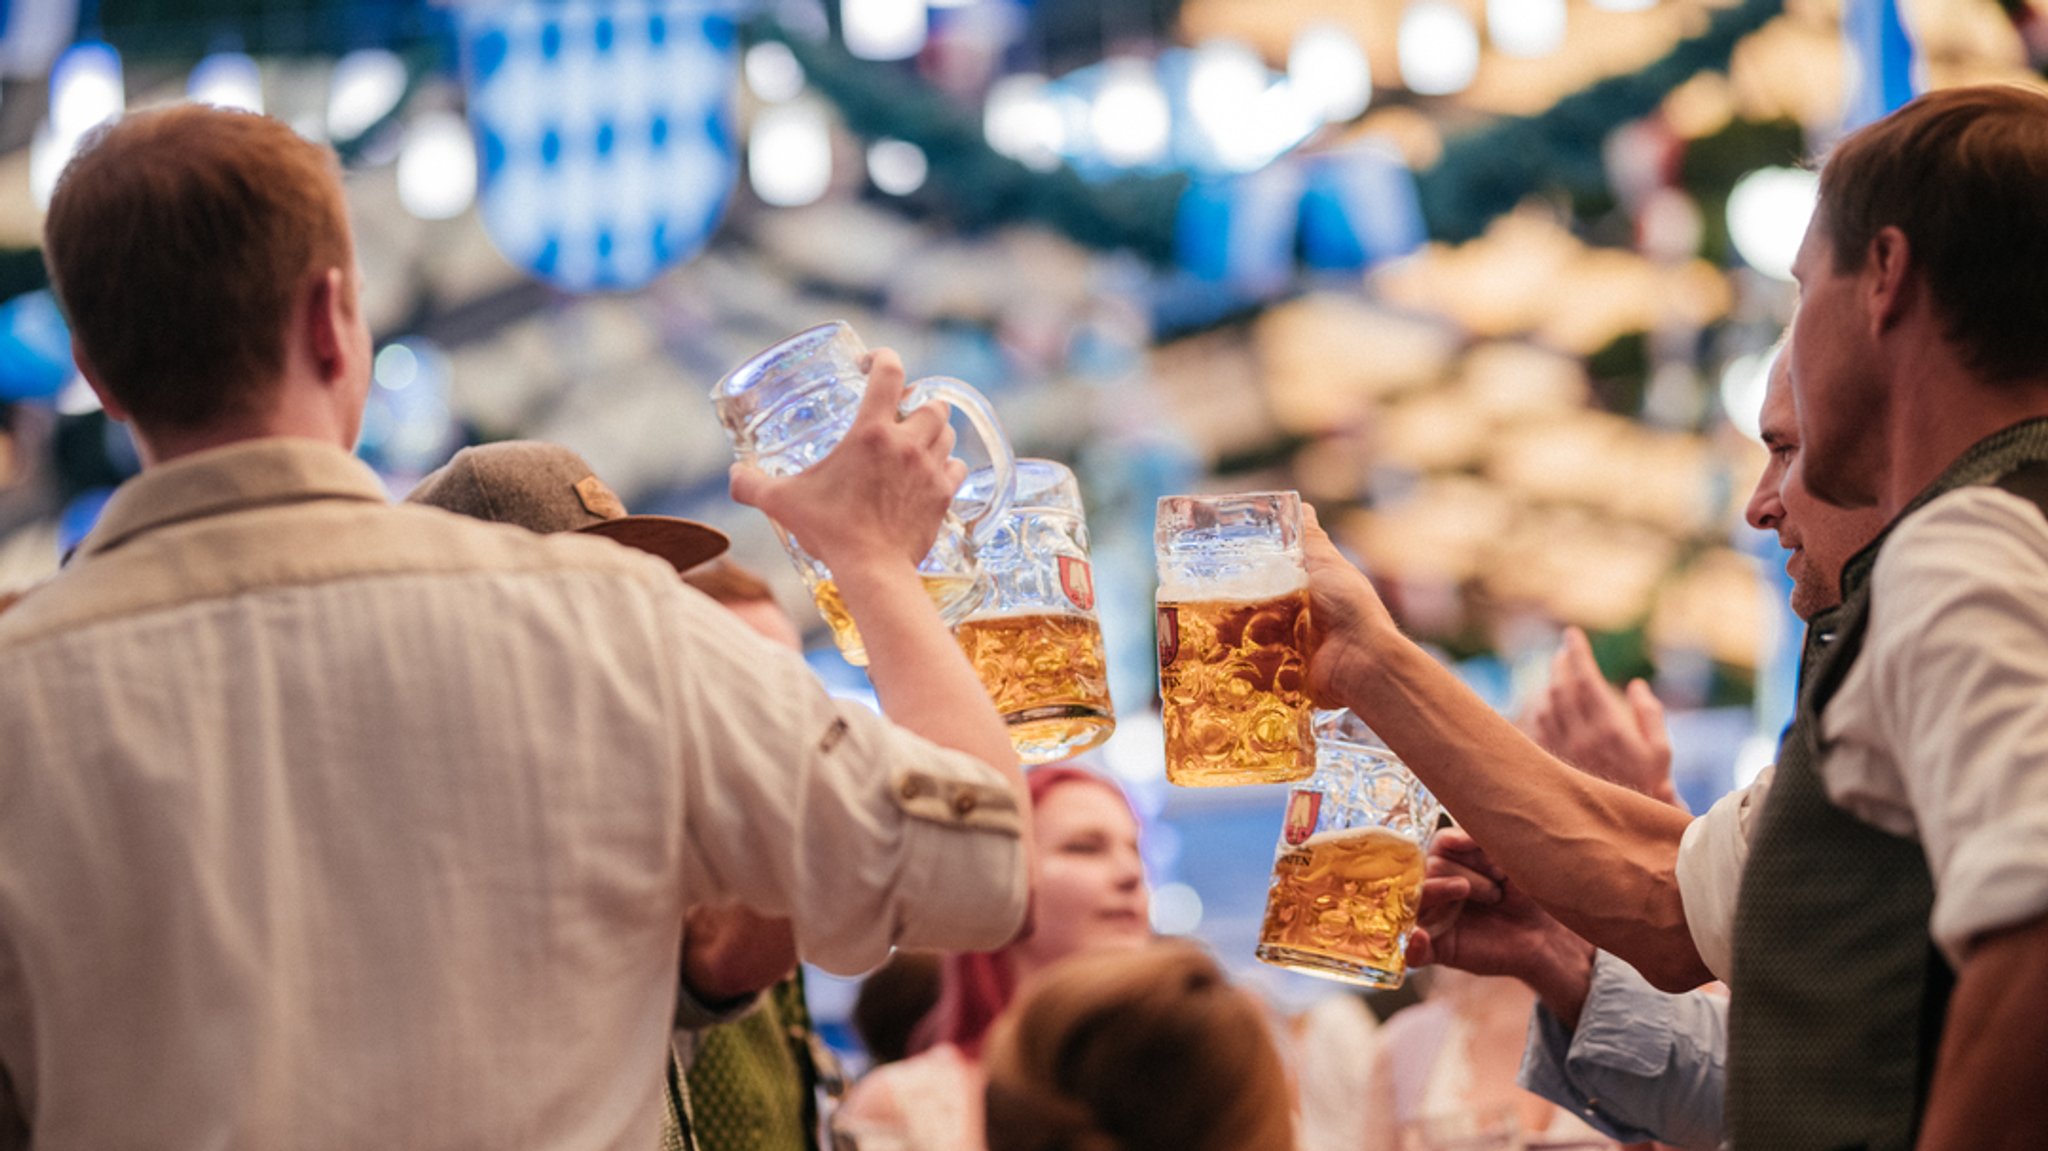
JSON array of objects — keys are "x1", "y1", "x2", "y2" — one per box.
[{"x1": 834, "y1": 765, "x2": 1152, "y2": 1151}]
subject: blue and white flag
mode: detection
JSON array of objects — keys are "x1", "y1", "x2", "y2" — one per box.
[
  {"x1": 1841, "y1": 0, "x2": 1920, "y2": 131},
  {"x1": 461, "y1": 0, "x2": 739, "y2": 293}
]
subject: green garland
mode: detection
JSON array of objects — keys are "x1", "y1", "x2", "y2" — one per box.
[
  {"x1": 771, "y1": 0, "x2": 1787, "y2": 255},
  {"x1": 1419, "y1": 0, "x2": 1786, "y2": 241}
]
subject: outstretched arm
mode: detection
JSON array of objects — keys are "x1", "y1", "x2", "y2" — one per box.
[{"x1": 1304, "y1": 509, "x2": 1709, "y2": 991}]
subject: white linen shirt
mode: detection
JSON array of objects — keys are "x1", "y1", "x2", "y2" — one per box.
[
  {"x1": 1678, "y1": 486, "x2": 2048, "y2": 978},
  {"x1": 0, "y1": 438, "x2": 1026, "y2": 1150}
]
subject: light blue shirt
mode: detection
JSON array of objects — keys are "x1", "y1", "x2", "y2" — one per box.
[{"x1": 1517, "y1": 950, "x2": 1727, "y2": 1150}]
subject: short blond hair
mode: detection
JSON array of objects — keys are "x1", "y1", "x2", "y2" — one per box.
[{"x1": 982, "y1": 941, "x2": 1295, "y2": 1151}]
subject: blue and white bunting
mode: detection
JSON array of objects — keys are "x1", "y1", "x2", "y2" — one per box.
[{"x1": 460, "y1": 0, "x2": 739, "y2": 293}]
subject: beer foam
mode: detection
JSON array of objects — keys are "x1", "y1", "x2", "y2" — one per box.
[
  {"x1": 1301, "y1": 825, "x2": 1416, "y2": 850},
  {"x1": 964, "y1": 606, "x2": 1094, "y2": 622},
  {"x1": 1156, "y1": 560, "x2": 1307, "y2": 604}
]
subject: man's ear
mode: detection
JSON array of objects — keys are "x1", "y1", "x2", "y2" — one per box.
[
  {"x1": 304, "y1": 267, "x2": 349, "y2": 383},
  {"x1": 1864, "y1": 225, "x2": 1915, "y2": 336},
  {"x1": 70, "y1": 337, "x2": 129, "y2": 423}
]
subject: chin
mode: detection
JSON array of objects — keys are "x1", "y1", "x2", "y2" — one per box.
[
  {"x1": 1788, "y1": 583, "x2": 1829, "y2": 622},
  {"x1": 1089, "y1": 922, "x2": 1153, "y2": 949}
]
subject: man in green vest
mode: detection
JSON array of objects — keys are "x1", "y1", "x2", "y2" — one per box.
[
  {"x1": 1303, "y1": 84, "x2": 2048, "y2": 1148},
  {"x1": 1402, "y1": 348, "x2": 1886, "y2": 1149},
  {"x1": 1724, "y1": 83, "x2": 2048, "y2": 1148}
]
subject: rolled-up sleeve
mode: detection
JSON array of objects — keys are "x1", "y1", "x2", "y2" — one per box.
[
  {"x1": 1676, "y1": 767, "x2": 1772, "y2": 986},
  {"x1": 1519, "y1": 951, "x2": 1728, "y2": 1150},
  {"x1": 664, "y1": 585, "x2": 1028, "y2": 975}
]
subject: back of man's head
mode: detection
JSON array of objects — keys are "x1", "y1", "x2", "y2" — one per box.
[
  {"x1": 43, "y1": 104, "x2": 354, "y2": 433},
  {"x1": 1817, "y1": 84, "x2": 2048, "y2": 384}
]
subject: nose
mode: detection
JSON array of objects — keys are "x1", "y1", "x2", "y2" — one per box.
[
  {"x1": 1746, "y1": 466, "x2": 1785, "y2": 533},
  {"x1": 1112, "y1": 846, "x2": 1145, "y2": 891}
]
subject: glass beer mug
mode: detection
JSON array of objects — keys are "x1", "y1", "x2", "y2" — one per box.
[
  {"x1": 1256, "y1": 709, "x2": 1441, "y2": 989},
  {"x1": 956, "y1": 459, "x2": 1115, "y2": 764},
  {"x1": 711, "y1": 321, "x2": 1016, "y2": 665},
  {"x1": 1154, "y1": 491, "x2": 1315, "y2": 786}
]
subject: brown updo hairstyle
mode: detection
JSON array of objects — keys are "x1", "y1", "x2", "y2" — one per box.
[{"x1": 982, "y1": 940, "x2": 1295, "y2": 1151}]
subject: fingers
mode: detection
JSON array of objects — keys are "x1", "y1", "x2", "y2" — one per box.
[
  {"x1": 1432, "y1": 825, "x2": 1478, "y2": 855},
  {"x1": 1406, "y1": 926, "x2": 1437, "y2": 969},
  {"x1": 898, "y1": 399, "x2": 950, "y2": 448},
  {"x1": 854, "y1": 349, "x2": 909, "y2": 424},
  {"x1": 1428, "y1": 855, "x2": 1503, "y2": 905},
  {"x1": 1529, "y1": 689, "x2": 1563, "y2": 754},
  {"x1": 1558, "y1": 629, "x2": 1614, "y2": 729},
  {"x1": 1417, "y1": 873, "x2": 1472, "y2": 914},
  {"x1": 1431, "y1": 826, "x2": 1498, "y2": 874},
  {"x1": 1627, "y1": 678, "x2": 1669, "y2": 751}
]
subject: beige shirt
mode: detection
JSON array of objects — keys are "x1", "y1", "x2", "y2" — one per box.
[
  {"x1": 0, "y1": 438, "x2": 1025, "y2": 1150},
  {"x1": 1679, "y1": 486, "x2": 2048, "y2": 977}
]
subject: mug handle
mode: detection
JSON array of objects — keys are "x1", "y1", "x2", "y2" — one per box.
[{"x1": 903, "y1": 376, "x2": 1016, "y2": 549}]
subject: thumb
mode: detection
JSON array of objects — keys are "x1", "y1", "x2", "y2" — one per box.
[{"x1": 729, "y1": 462, "x2": 775, "y2": 510}]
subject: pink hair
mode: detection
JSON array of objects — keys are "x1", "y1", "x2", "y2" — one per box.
[{"x1": 906, "y1": 764, "x2": 1139, "y2": 1058}]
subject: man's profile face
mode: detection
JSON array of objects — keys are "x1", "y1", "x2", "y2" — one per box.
[{"x1": 1745, "y1": 359, "x2": 1888, "y2": 620}]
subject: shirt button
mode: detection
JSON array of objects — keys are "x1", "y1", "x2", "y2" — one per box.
[{"x1": 953, "y1": 792, "x2": 978, "y2": 817}]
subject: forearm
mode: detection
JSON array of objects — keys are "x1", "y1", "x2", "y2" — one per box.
[
  {"x1": 830, "y1": 559, "x2": 1027, "y2": 807},
  {"x1": 1341, "y1": 636, "x2": 1709, "y2": 989},
  {"x1": 1918, "y1": 915, "x2": 2048, "y2": 1147}
]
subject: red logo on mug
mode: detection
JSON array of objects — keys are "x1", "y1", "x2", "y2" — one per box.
[
  {"x1": 1283, "y1": 790, "x2": 1321, "y2": 846},
  {"x1": 1059, "y1": 556, "x2": 1096, "y2": 612},
  {"x1": 1157, "y1": 606, "x2": 1180, "y2": 668}
]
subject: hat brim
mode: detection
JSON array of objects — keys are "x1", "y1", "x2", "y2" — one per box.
[{"x1": 579, "y1": 515, "x2": 730, "y2": 574}]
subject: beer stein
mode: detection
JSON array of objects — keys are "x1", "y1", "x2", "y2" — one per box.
[
  {"x1": 711, "y1": 321, "x2": 1016, "y2": 665},
  {"x1": 1256, "y1": 709, "x2": 1441, "y2": 989},
  {"x1": 956, "y1": 459, "x2": 1115, "y2": 764},
  {"x1": 1154, "y1": 491, "x2": 1315, "y2": 786}
]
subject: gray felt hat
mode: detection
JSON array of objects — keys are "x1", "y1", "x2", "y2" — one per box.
[{"x1": 406, "y1": 441, "x2": 729, "y2": 574}]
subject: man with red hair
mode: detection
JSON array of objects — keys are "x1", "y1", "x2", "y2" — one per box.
[{"x1": 0, "y1": 105, "x2": 1031, "y2": 1149}]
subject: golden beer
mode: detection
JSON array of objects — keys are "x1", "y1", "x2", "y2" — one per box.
[
  {"x1": 1156, "y1": 588, "x2": 1315, "y2": 785},
  {"x1": 957, "y1": 612, "x2": 1115, "y2": 763},
  {"x1": 813, "y1": 573, "x2": 982, "y2": 666},
  {"x1": 1256, "y1": 825, "x2": 1426, "y2": 988}
]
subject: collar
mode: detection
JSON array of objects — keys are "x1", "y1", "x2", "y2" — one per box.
[{"x1": 74, "y1": 437, "x2": 391, "y2": 561}]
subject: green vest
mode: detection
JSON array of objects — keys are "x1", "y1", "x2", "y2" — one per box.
[
  {"x1": 1729, "y1": 418, "x2": 2048, "y2": 1149},
  {"x1": 662, "y1": 973, "x2": 830, "y2": 1151}
]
